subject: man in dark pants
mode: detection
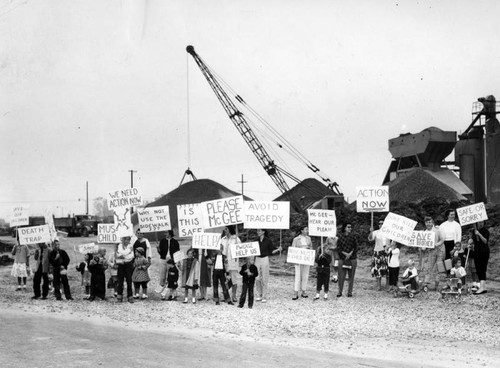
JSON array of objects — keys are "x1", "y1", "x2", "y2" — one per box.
[
  {"x1": 33, "y1": 242, "x2": 50, "y2": 300},
  {"x1": 210, "y1": 250, "x2": 232, "y2": 305},
  {"x1": 238, "y1": 257, "x2": 258, "y2": 309},
  {"x1": 49, "y1": 239, "x2": 73, "y2": 300}
]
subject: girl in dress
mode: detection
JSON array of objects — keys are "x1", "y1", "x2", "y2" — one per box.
[
  {"x1": 11, "y1": 242, "x2": 30, "y2": 290},
  {"x1": 181, "y1": 248, "x2": 199, "y2": 304},
  {"x1": 132, "y1": 248, "x2": 150, "y2": 300}
]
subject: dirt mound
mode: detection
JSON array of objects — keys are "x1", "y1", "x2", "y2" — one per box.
[
  {"x1": 388, "y1": 168, "x2": 467, "y2": 205},
  {"x1": 274, "y1": 178, "x2": 333, "y2": 210}
]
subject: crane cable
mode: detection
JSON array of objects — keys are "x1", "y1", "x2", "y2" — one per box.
[{"x1": 202, "y1": 57, "x2": 340, "y2": 191}]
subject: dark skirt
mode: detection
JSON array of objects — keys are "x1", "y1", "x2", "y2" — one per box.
[{"x1": 199, "y1": 254, "x2": 212, "y2": 288}]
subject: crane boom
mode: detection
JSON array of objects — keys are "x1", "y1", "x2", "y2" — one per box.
[
  {"x1": 187, "y1": 45, "x2": 343, "y2": 211},
  {"x1": 186, "y1": 46, "x2": 294, "y2": 194}
]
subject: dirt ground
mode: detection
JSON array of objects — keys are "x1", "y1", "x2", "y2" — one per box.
[{"x1": 1, "y1": 235, "x2": 500, "y2": 368}]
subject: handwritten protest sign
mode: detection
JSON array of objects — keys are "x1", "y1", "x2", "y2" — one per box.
[
  {"x1": 380, "y1": 212, "x2": 417, "y2": 246},
  {"x1": 308, "y1": 209, "x2": 336, "y2": 237},
  {"x1": 138, "y1": 206, "x2": 171, "y2": 233},
  {"x1": 286, "y1": 247, "x2": 315, "y2": 266},
  {"x1": 44, "y1": 208, "x2": 58, "y2": 241},
  {"x1": 113, "y1": 208, "x2": 133, "y2": 238},
  {"x1": 18, "y1": 225, "x2": 52, "y2": 245},
  {"x1": 200, "y1": 195, "x2": 243, "y2": 229},
  {"x1": 407, "y1": 231, "x2": 435, "y2": 249},
  {"x1": 10, "y1": 205, "x2": 29, "y2": 227},
  {"x1": 243, "y1": 201, "x2": 289, "y2": 229},
  {"x1": 177, "y1": 203, "x2": 203, "y2": 237},
  {"x1": 97, "y1": 224, "x2": 118, "y2": 243},
  {"x1": 230, "y1": 241, "x2": 261, "y2": 258},
  {"x1": 108, "y1": 187, "x2": 142, "y2": 210},
  {"x1": 192, "y1": 232, "x2": 221, "y2": 250},
  {"x1": 173, "y1": 250, "x2": 187, "y2": 264},
  {"x1": 77, "y1": 242, "x2": 99, "y2": 254},
  {"x1": 356, "y1": 186, "x2": 389, "y2": 212},
  {"x1": 457, "y1": 202, "x2": 488, "y2": 226}
]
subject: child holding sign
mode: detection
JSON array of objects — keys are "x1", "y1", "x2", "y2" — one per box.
[
  {"x1": 238, "y1": 257, "x2": 258, "y2": 308},
  {"x1": 314, "y1": 246, "x2": 332, "y2": 300}
]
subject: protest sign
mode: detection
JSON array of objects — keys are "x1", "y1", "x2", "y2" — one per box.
[
  {"x1": 10, "y1": 205, "x2": 29, "y2": 227},
  {"x1": 230, "y1": 241, "x2": 261, "y2": 258},
  {"x1": 173, "y1": 250, "x2": 187, "y2": 264},
  {"x1": 44, "y1": 208, "x2": 58, "y2": 241},
  {"x1": 97, "y1": 224, "x2": 118, "y2": 243},
  {"x1": 113, "y1": 208, "x2": 133, "y2": 238},
  {"x1": 356, "y1": 186, "x2": 389, "y2": 212},
  {"x1": 77, "y1": 242, "x2": 99, "y2": 254},
  {"x1": 192, "y1": 232, "x2": 221, "y2": 250},
  {"x1": 286, "y1": 247, "x2": 315, "y2": 266},
  {"x1": 138, "y1": 205, "x2": 171, "y2": 233},
  {"x1": 200, "y1": 195, "x2": 243, "y2": 229},
  {"x1": 457, "y1": 202, "x2": 488, "y2": 226},
  {"x1": 308, "y1": 209, "x2": 336, "y2": 237},
  {"x1": 18, "y1": 225, "x2": 52, "y2": 245},
  {"x1": 108, "y1": 187, "x2": 142, "y2": 210},
  {"x1": 177, "y1": 203, "x2": 203, "y2": 237},
  {"x1": 380, "y1": 212, "x2": 417, "y2": 246},
  {"x1": 407, "y1": 231, "x2": 435, "y2": 249},
  {"x1": 243, "y1": 201, "x2": 289, "y2": 229}
]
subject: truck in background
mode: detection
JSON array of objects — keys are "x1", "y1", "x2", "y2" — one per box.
[{"x1": 53, "y1": 214, "x2": 101, "y2": 237}]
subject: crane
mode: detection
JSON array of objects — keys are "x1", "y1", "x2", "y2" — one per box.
[{"x1": 186, "y1": 45, "x2": 343, "y2": 211}]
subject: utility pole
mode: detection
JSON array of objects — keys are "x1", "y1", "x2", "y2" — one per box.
[
  {"x1": 85, "y1": 181, "x2": 89, "y2": 215},
  {"x1": 129, "y1": 169, "x2": 137, "y2": 213},
  {"x1": 237, "y1": 174, "x2": 247, "y2": 196}
]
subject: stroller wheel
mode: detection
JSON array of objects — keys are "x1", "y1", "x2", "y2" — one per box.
[
  {"x1": 423, "y1": 286, "x2": 428, "y2": 293},
  {"x1": 409, "y1": 292, "x2": 414, "y2": 298}
]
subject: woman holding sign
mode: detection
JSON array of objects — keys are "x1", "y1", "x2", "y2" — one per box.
[
  {"x1": 337, "y1": 222, "x2": 358, "y2": 297},
  {"x1": 292, "y1": 225, "x2": 312, "y2": 300},
  {"x1": 469, "y1": 221, "x2": 490, "y2": 294}
]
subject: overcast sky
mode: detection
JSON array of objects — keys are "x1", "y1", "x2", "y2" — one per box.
[{"x1": 1, "y1": 0, "x2": 499, "y2": 220}]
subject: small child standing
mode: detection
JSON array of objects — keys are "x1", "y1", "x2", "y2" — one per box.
[
  {"x1": 402, "y1": 260, "x2": 419, "y2": 292},
  {"x1": 181, "y1": 248, "x2": 199, "y2": 304},
  {"x1": 163, "y1": 259, "x2": 179, "y2": 301},
  {"x1": 315, "y1": 246, "x2": 332, "y2": 300},
  {"x1": 107, "y1": 251, "x2": 119, "y2": 297},
  {"x1": 386, "y1": 241, "x2": 400, "y2": 292},
  {"x1": 88, "y1": 248, "x2": 109, "y2": 301},
  {"x1": 76, "y1": 253, "x2": 92, "y2": 298},
  {"x1": 450, "y1": 258, "x2": 467, "y2": 289},
  {"x1": 11, "y1": 243, "x2": 30, "y2": 291},
  {"x1": 238, "y1": 257, "x2": 258, "y2": 309},
  {"x1": 132, "y1": 248, "x2": 150, "y2": 300}
]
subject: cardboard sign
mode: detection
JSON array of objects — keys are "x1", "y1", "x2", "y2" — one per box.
[
  {"x1": 356, "y1": 186, "x2": 389, "y2": 212},
  {"x1": 108, "y1": 187, "x2": 143, "y2": 210},
  {"x1": 10, "y1": 205, "x2": 29, "y2": 227},
  {"x1": 200, "y1": 195, "x2": 244, "y2": 229},
  {"x1": 408, "y1": 231, "x2": 435, "y2": 249},
  {"x1": 44, "y1": 208, "x2": 58, "y2": 241},
  {"x1": 192, "y1": 232, "x2": 221, "y2": 250},
  {"x1": 380, "y1": 212, "x2": 417, "y2": 246},
  {"x1": 230, "y1": 241, "x2": 261, "y2": 258},
  {"x1": 308, "y1": 209, "x2": 337, "y2": 237},
  {"x1": 286, "y1": 247, "x2": 315, "y2": 266},
  {"x1": 97, "y1": 224, "x2": 118, "y2": 243},
  {"x1": 457, "y1": 202, "x2": 488, "y2": 226},
  {"x1": 77, "y1": 242, "x2": 99, "y2": 254},
  {"x1": 243, "y1": 201, "x2": 290, "y2": 229},
  {"x1": 173, "y1": 250, "x2": 186, "y2": 264},
  {"x1": 177, "y1": 203, "x2": 203, "y2": 237},
  {"x1": 138, "y1": 205, "x2": 171, "y2": 233},
  {"x1": 113, "y1": 208, "x2": 133, "y2": 238},
  {"x1": 18, "y1": 225, "x2": 52, "y2": 245}
]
